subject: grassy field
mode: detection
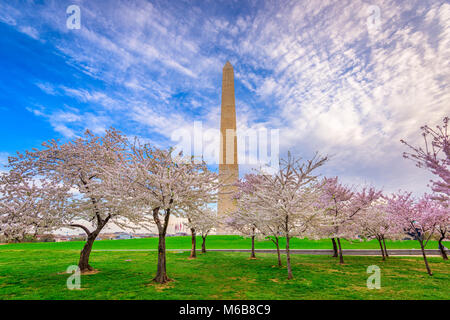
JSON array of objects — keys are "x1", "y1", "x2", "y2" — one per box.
[
  {"x1": 1, "y1": 236, "x2": 449, "y2": 300},
  {"x1": 0, "y1": 235, "x2": 443, "y2": 251},
  {"x1": 0, "y1": 247, "x2": 449, "y2": 300}
]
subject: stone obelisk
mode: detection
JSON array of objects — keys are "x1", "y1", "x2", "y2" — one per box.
[{"x1": 218, "y1": 61, "x2": 239, "y2": 225}]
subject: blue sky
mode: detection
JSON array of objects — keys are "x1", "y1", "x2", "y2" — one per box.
[{"x1": 0, "y1": 0, "x2": 449, "y2": 195}]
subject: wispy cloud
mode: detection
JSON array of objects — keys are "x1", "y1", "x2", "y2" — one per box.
[{"x1": 1, "y1": 0, "x2": 448, "y2": 195}]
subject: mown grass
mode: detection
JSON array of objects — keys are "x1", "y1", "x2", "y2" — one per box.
[
  {"x1": 0, "y1": 240, "x2": 448, "y2": 300},
  {"x1": 0, "y1": 235, "x2": 442, "y2": 251}
]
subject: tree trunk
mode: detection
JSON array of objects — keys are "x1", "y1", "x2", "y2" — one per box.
[
  {"x1": 337, "y1": 238, "x2": 344, "y2": 264},
  {"x1": 331, "y1": 238, "x2": 338, "y2": 257},
  {"x1": 377, "y1": 237, "x2": 385, "y2": 261},
  {"x1": 78, "y1": 233, "x2": 97, "y2": 272},
  {"x1": 419, "y1": 240, "x2": 433, "y2": 276},
  {"x1": 189, "y1": 228, "x2": 196, "y2": 259},
  {"x1": 250, "y1": 235, "x2": 256, "y2": 259},
  {"x1": 438, "y1": 236, "x2": 448, "y2": 260},
  {"x1": 382, "y1": 236, "x2": 389, "y2": 258},
  {"x1": 275, "y1": 237, "x2": 282, "y2": 267},
  {"x1": 74, "y1": 218, "x2": 110, "y2": 273},
  {"x1": 201, "y1": 235, "x2": 206, "y2": 253},
  {"x1": 286, "y1": 234, "x2": 293, "y2": 279},
  {"x1": 153, "y1": 207, "x2": 171, "y2": 284},
  {"x1": 154, "y1": 233, "x2": 170, "y2": 283}
]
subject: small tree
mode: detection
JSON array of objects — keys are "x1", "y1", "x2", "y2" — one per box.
[
  {"x1": 186, "y1": 213, "x2": 199, "y2": 259},
  {"x1": 225, "y1": 209, "x2": 260, "y2": 259},
  {"x1": 355, "y1": 200, "x2": 395, "y2": 261},
  {"x1": 234, "y1": 174, "x2": 285, "y2": 266},
  {"x1": 198, "y1": 208, "x2": 217, "y2": 254},
  {"x1": 386, "y1": 192, "x2": 439, "y2": 276},
  {"x1": 247, "y1": 153, "x2": 328, "y2": 279},
  {"x1": 178, "y1": 181, "x2": 217, "y2": 260},
  {"x1": 180, "y1": 204, "x2": 216, "y2": 259},
  {"x1": 185, "y1": 206, "x2": 217, "y2": 254},
  {"x1": 318, "y1": 177, "x2": 382, "y2": 264}
]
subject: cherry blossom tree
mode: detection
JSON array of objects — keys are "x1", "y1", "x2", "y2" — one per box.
[
  {"x1": 434, "y1": 201, "x2": 449, "y2": 260},
  {"x1": 7, "y1": 129, "x2": 147, "y2": 272},
  {"x1": 0, "y1": 169, "x2": 68, "y2": 242},
  {"x1": 318, "y1": 177, "x2": 382, "y2": 264},
  {"x1": 257, "y1": 219, "x2": 285, "y2": 267},
  {"x1": 401, "y1": 117, "x2": 449, "y2": 202},
  {"x1": 184, "y1": 209, "x2": 200, "y2": 259},
  {"x1": 230, "y1": 174, "x2": 278, "y2": 260},
  {"x1": 355, "y1": 200, "x2": 395, "y2": 260},
  {"x1": 179, "y1": 202, "x2": 217, "y2": 259},
  {"x1": 184, "y1": 206, "x2": 217, "y2": 254},
  {"x1": 114, "y1": 142, "x2": 218, "y2": 283},
  {"x1": 386, "y1": 192, "x2": 440, "y2": 276},
  {"x1": 400, "y1": 117, "x2": 450, "y2": 260},
  {"x1": 233, "y1": 174, "x2": 285, "y2": 266},
  {"x1": 225, "y1": 209, "x2": 260, "y2": 259},
  {"x1": 316, "y1": 177, "x2": 351, "y2": 259},
  {"x1": 246, "y1": 153, "x2": 328, "y2": 279}
]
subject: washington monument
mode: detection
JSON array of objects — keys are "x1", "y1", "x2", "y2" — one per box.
[{"x1": 218, "y1": 61, "x2": 239, "y2": 218}]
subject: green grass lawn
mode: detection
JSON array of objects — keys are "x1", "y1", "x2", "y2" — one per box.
[
  {"x1": 0, "y1": 235, "x2": 443, "y2": 251},
  {"x1": 0, "y1": 249, "x2": 448, "y2": 300},
  {"x1": 0, "y1": 236, "x2": 449, "y2": 300}
]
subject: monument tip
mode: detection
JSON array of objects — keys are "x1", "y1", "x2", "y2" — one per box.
[{"x1": 224, "y1": 61, "x2": 233, "y2": 69}]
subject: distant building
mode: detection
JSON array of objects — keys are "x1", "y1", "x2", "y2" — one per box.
[
  {"x1": 97, "y1": 233, "x2": 117, "y2": 240},
  {"x1": 55, "y1": 236, "x2": 72, "y2": 242},
  {"x1": 115, "y1": 234, "x2": 133, "y2": 240},
  {"x1": 170, "y1": 216, "x2": 188, "y2": 234},
  {"x1": 52, "y1": 215, "x2": 191, "y2": 241}
]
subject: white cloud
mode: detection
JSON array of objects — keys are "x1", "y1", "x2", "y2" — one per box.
[
  {"x1": 4, "y1": 0, "x2": 449, "y2": 195},
  {"x1": 18, "y1": 25, "x2": 39, "y2": 40}
]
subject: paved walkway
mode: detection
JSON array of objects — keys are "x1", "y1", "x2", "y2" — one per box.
[{"x1": 93, "y1": 248, "x2": 444, "y2": 256}]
